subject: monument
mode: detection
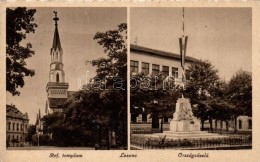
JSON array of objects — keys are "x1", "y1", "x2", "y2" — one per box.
[
  {"x1": 170, "y1": 97, "x2": 200, "y2": 132},
  {"x1": 169, "y1": 7, "x2": 201, "y2": 133}
]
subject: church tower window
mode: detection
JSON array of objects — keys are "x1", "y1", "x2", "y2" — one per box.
[{"x1": 56, "y1": 73, "x2": 59, "y2": 82}]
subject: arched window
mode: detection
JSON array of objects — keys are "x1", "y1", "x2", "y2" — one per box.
[
  {"x1": 56, "y1": 73, "x2": 59, "y2": 82},
  {"x1": 12, "y1": 123, "x2": 15, "y2": 130},
  {"x1": 239, "y1": 120, "x2": 242, "y2": 129},
  {"x1": 248, "y1": 119, "x2": 252, "y2": 129}
]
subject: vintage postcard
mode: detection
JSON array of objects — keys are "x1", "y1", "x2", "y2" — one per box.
[{"x1": 0, "y1": 1, "x2": 260, "y2": 162}]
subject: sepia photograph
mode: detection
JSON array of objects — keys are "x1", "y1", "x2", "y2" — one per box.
[
  {"x1": 6, "y1": 7, "x2": 127, "y2": 150},
  {"x1": 130, "y1": 7, "x2": 252, "y2": 150}
]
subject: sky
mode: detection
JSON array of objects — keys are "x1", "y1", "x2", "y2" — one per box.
[
  {"x1": 7, "y1": 7, "x2": 126, "y2": 124},
  {"x1": 130, "y1": 7, "x2": 252, "y2": 80}
]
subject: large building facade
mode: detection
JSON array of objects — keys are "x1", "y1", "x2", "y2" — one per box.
[
  {"x1": 46, "y1": 12, "x2": 69, "y2": 114},
  {"x1": 130, "y1": 44, "x2": 197, "y2": 132},
  {"x1": 6, "y1": 104, "x2": 29, "y2": 147}
]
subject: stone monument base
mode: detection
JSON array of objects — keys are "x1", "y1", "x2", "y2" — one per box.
[
  {"x1": 169, "y1": 97, "x2": 201, "y2": 132},
  {"x1": 170, "y1": 118, "x2": 200, "y2": 132}
]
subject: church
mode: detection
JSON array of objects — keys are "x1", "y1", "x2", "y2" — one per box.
[{"x1": 45, "y1": 12, "x2": 74, "y2": 115}]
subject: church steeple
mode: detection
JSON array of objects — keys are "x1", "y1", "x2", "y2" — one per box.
[
  {"x1": 46, "y1": 11, "x2": 69, "y2": 114},
  {"x1": 48, "y1": 11, "x2": 65, "y2": 83},
  {"x1": 50, "y1": 11, "x2": 63, "y2": 63},
  {"x1": 52, "y1": 11, "x2": 62, "y2": 52}
]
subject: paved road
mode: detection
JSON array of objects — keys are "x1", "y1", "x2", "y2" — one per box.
[{"x1": 7, "y1": 146, "x2": 95, "y2": 150}]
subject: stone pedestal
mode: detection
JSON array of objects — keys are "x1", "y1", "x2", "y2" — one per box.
[{"x1": 170, "y1": 97, "x2": 200, "y2": 132}]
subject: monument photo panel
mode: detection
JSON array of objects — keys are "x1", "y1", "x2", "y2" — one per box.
[
  {"x1": 130, "y1": 7, "x2": 252, "y2": 150},
  {"x1": 6, "y1": 7, "x2": 127, "y2": 150}
]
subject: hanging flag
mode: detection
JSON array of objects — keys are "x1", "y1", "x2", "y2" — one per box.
[{"x1": 179, "y1": 36, "x2": 188, "y2": 67}]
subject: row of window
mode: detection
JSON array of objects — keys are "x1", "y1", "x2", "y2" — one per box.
[
  {"x1": 7, "y1": 134, "x2": 23, "y2": 142},
  {"x1": 7, "y1": 122, "x2": 27, "y2": 132},
  {"x1": 131, "y1": 60, "x2": 189, "y2": 78},
  {"x1": 131, "y1": 113, "x2": 170, "y2": 123}
]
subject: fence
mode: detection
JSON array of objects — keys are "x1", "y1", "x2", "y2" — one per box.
[{"x1": 130, "y1": 135, "x2": 252, "y2": 149}]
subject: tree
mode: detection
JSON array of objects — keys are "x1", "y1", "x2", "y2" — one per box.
[
  {"x1": 91, "y1": 23, "x2": 127, "y2": 148},
  {"x1": 6, "y1": 7, "x2": 37, "y2": 96},
  {"x1": 185, "y1": 60, "x2": 223, "y2": 130},
  {"x1": 227, "y1": 70, "x2": 252, "y2": 132},
  {"x1": 227, "y1": 70, "x2": 252, "y2": 116},
  {"x1": 25, "y1": 124, "x2": 36, "y2": 143}
]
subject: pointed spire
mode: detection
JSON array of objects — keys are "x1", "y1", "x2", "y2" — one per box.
[
  {"x1": 36, "y1": 114, "x2": 39, "y2": 125},
  {"x1": 39, "y1": 109, "x2": 41, "y2": 119},
  {"x1": 52, "y1": 11, "x2": 62, "y2": 51}
]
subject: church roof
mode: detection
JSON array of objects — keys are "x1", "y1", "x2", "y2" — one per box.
[
  {"x1": 6, "y1": 104, "x2": 29, "y2": 120},
  {"x1": 52, "y1": 25, "x2": 62, "y2": 51},
  {"x1": 48, "y1": 98, "x2": 68, "y2": 108}
]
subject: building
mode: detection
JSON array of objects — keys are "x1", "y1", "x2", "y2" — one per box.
[
  {"x1": 45, "y1": 12, "x2": 72, "y2": 114},
  {"x1": 130, "y1": 44, "x2": 197, "y2": 78},
  {"x1": 130, "y1": 44, "x2": 252, "y2": 133},
  {"x1": 130, "y1": 44, "x2": 197, "y2": 132},
  {"x1": 6, "y1": 104, "x2": 29, "y2": 147},
  {"x1": 130, "y1": 44, "x2": 196, "y2": 123}
]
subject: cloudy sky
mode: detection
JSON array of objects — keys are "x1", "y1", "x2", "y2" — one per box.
[
  {"x1": 131, "y1": 7, "x2": 252, "y2": 80},
  {"x1": 7, "y1": 7, "x2": 126, "y2": 124}
]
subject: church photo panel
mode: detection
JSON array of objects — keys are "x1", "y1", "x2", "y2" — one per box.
[{"x1": 6, "y1": 7, "x2": 127, "y2": 150}]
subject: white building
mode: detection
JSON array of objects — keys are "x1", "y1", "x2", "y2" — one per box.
[{"x1": 130, "y1": 44, "x2": 197, "y2": 131}]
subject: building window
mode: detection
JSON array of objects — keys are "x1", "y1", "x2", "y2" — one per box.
[
  {"x1": 172, "y1": 67, "x2": 178, "y2": 78},
  {"x1": 56, "y1": 73, "x2": 59, "y2": 82},
  {"x1": 185, "y1": 69, "x2": 191, "y2": 80},
  {"x1": 25, "y1": 124, "x2": 27, "y2": 130},
  {"x1": 8, "y1": 122, "x2": 11, "y2": 130},
  {"x1": 141, "y1": 62, "x2": 149, "y2": 75},
  {"x1": 248, "y1": 119, "x2": 252, "y2": 129},
  {"x1": 239, "y1": 120, "x2": 242, "y2": 129},
  {"x1": 12, "y1": 123, "x2": 15, "y2": 130},
  {"x1": 162, "y1": 66, "x2": 169, "y2": 76},
  {"x1": 152, "y1": 64, "x2": 160, "y2": 76},
  {"x1": 17, "y1": 123, "x2": 19, "y2": 131},
  {"x1": 130, "y1": 60, "x2": 138, "y2": 73},
  {"x1": 21, "y1": 124, "x2": 23, "y2": 131}
]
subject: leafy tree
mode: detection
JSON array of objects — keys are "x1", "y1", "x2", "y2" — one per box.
[
  {"x1": 6, "y1": 7, "x2": 37, "y2": 96},
  {"x1": 227, "y1": 70, "x2": 252, "y2": 116},
  {"x1": 227, "y1": 70, "x2": 252, "y2": 132},
  {"x1": 185, "y1": 60, "x2": 224, "y2": 130},
  {"x1": 25, "y1": 124, "x2": 36, "y2": 143}
]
